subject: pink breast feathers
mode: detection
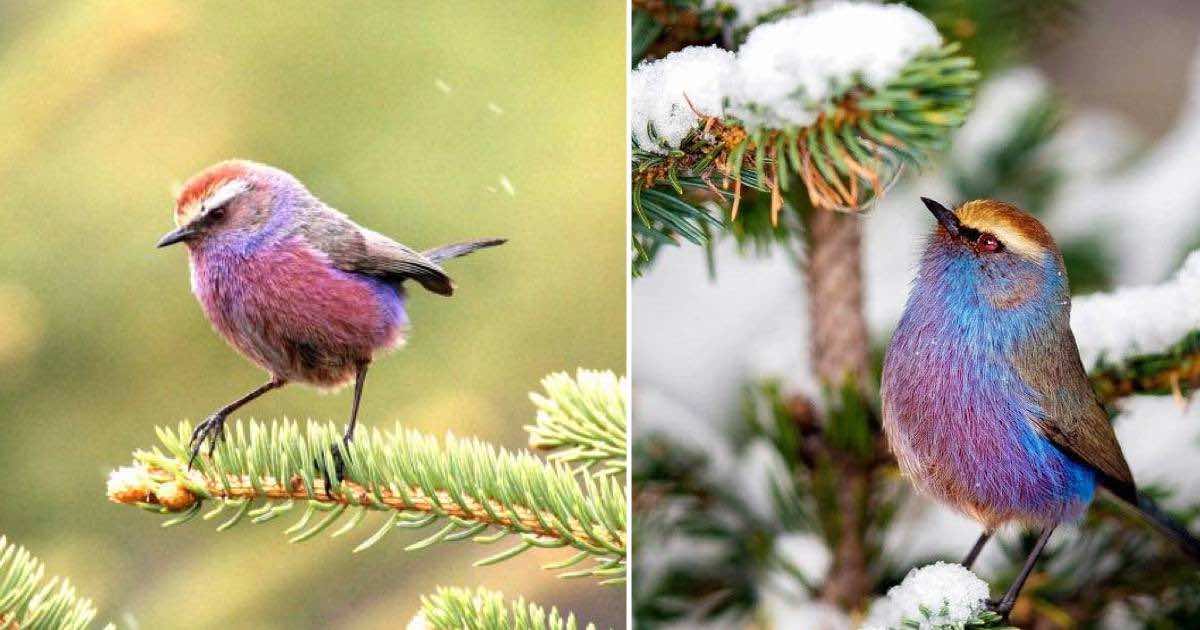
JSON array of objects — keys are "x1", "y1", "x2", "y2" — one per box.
[{"x1": 190, "y1": 237, "x2": 408, "y2": 388}]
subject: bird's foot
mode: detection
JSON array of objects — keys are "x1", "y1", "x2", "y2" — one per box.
[
  {"x1": 187, "y1": 413, "x2": 228, "y2": 469},
  {"x1": 986, "y1": 597, "x2": 1013, "y2": 618},
  {"x1": 313, "y1": 438, "x2": 349, "y2": 499}
]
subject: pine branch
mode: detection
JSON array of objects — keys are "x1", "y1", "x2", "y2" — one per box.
[
  {"x1": 107, "y1": 419, "x2": 626, "y2": 583},
  {"x1": 630, "y1": 7, "x2": 979, "y2": 271},
  {"x1": 0, "y1": 536, "x2": 110, "y2": 630},
  {"x1": 1090, "y1": 330, "x2": 1200, "y2": 405},
  {"x1": 414, "y1": 586, "x2": 604, "y2": 630},
  {"x1": 526, "y1": 370, "x2": 628, "y2": 479},
  {"x1": 634, "y1": 42, "x2": 976, "y2": 212}
]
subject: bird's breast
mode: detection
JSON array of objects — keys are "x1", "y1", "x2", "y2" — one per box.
[
  {"x1": 882, "y1": 316, "x2": 1094, "y2": 528},
  {"x1": 188, "y1": 238, "x2": 408, "y2": 386}
]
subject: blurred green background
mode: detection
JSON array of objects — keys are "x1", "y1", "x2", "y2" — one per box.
[{"x1": 0, "y1": 1, "x2": 625, "y2": 628}]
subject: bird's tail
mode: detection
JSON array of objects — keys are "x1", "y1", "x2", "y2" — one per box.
[
  {"x1": 1120, "y1": 490, "x2": 1200, "y2": 563},
  {"x1": 423, "y1": 238, "x2": 507, "y2": 264}
]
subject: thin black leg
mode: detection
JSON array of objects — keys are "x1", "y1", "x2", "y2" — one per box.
[
  {"x1": 189, "y1": 377, "x2": 285, "y2": 467},
  {"x1": 318, "y1": 363, "x2": 370, "y2": 496},
  {"x1": 990, "y1": 526, "x2": 1055, "y2": 617},
  {"x1": 962, "y1": 530, "x2": 992, "y2": 570},
  {"x1": 343, "y1": 363, "x2": 369, "y2": 444}
]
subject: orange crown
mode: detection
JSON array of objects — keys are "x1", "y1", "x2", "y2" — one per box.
[{"x1": 173, "y1": 160, "x2": 254, "y2": 227}]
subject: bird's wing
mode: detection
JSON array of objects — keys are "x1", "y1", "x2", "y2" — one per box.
[
  {"x1": 299, "y1": 213, "x2": 454, "y2": 296},
  {"x1": 1014, "y1": 324, "x2": 1136, "y2": 501}
]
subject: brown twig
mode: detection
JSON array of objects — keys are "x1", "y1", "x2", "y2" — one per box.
[
  {"x1": 1091, "y1": 350, "x2": 1200, "y2": 406},
  {"x1": 107, "y1": 462, "x2": 621, "y2": 549}
]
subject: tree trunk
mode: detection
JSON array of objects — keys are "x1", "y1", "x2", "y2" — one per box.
[
  {"x1": 805, "y1": 210, "x2": 872, "y2": 389},
  {"x1": 805, "y1": 208, "x2": 873, "y2": 609}
]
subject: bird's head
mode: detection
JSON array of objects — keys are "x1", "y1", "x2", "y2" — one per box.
[
  {"x1": 917, "y1": 197, "x2": 1067, "y2": 313},
  {"x1": 157, "y1": 159, "x2": 306, "y2": 250}
]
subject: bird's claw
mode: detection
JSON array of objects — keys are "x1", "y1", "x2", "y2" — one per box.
[
  {"x1": 986, "y1": 598, "x2": 1013, "y2": 618},
  {"x1": 314, "y1": 439, "x2": 349, "y2": 499},
  {"x1": 187, "y1": 413, "x2": 227, "y2": 469}
]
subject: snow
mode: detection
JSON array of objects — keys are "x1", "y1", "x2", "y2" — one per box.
[
  {"x1": 773, "y1": 532, "x2": 833, "y2": 584},
  {"x1": 1072, "y1": 251, "x2": 1200, "y2": 368},
  {"x1": 863, "y1": 562, "x2": 990, "y2": 630},
  {"x1": 728, "y1": 3, "x2": 942, "y2": 129},
  {"x1": 630, "y1": 46, "x2": 736, "y2": 153},
  {"x1": 630, "y1": 3, "x2": 942, "y2": 152},
  {"x1": 948, "y1": 68, "x2": 1051, "y2": 175},
  {"x1": 498, "y1": 174, "x2": 516, "y2": 196},
  {"x1": 763, "y1": 596, "x2": 852, "y2": 630},
  {"x1": 1114, "y1": 395, "x2": 1200, "y2": 507},
  {"x1": 1049, "y1": 42, "x2": 1200, "y2": 283},
  {"x1": 736, "y1": 438, "x2": 792, "y2": 522}
]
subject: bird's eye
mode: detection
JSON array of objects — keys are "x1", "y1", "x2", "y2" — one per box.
[
  {"x1": 977, "y1": 232, "x2": 1003, "y2": 253},
  {"x1": 206, "y1": 204, "x2": 226, "y2": 219}
]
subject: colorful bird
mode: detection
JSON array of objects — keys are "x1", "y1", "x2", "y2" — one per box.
[
  {"x1": 157, "y1": 159, "x2": 505, "y2": 465},
  {"x1": 882, "y1": 197, "x2": 1200, "y2": 615}
]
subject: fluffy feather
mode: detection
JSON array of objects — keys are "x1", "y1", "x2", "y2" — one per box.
[
  {"x1": 171, "y1": 159, "x2": 504, "y2": 389},
  {"x1": 882, "y1": 199, "x2": 1129, "y2": 528}
]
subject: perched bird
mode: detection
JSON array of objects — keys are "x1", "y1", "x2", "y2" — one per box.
[
  {"x1": 882, "y1": 197, "x2": 1200, "y2": 615},
  {"x1": 157, "y1": 159, "x2": 505, "y2": 464}
]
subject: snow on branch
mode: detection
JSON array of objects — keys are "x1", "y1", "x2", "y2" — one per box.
[
  {"x1": 632, "y1": 3, "x2": 944, "y2": 154},
  {"x1": 1074, "y1": 251, "x2": 1200, "y2": 401},
  {"x1": 863, "y1": 562, "x2": 1010, "y2": 630},
  {"x1": 727, "y1": 3, "x2": 942, "y2": 130},
  {"x1": 630, "y1": 2, "x2": 977, "y2": 270}
]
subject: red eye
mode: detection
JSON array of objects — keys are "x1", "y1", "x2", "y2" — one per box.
[{"x1": 977, "y1": 232, "x2": 1003, "y2": 253}]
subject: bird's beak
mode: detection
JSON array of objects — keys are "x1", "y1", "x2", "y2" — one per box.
[
  {"x1": 921, "y1": 197, "x2": 960, "y2": 238},
  {"x1": 156, "y1": 224, "x2": 196, "y2": 248}
]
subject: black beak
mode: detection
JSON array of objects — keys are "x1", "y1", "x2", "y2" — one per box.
[
  {"x1": 921, "y1": 197, "x2": 960, "y2": 237},
  {"x1": 156, "y1": 225, "x2": 195, "y2": 248}
]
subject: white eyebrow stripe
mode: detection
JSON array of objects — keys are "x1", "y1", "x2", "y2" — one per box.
[{"x1": 204, "y1": 178, "x2": 249, "y2": 210}]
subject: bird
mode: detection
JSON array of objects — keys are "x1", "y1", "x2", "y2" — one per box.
[
  {"x1": 881, "y1": 197, "x2": 1200, "y2": 616},
  {"x1": 157, "y1": 159, "x2": 505, "y2": 466}
]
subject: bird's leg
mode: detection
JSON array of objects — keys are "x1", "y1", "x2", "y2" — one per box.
[
  {"x1": 962, "y1": 530, "x2": 992, "y2": 570},
  {"x1": 318, "y1": 363, "x2": 370, "y2": 497},
  {"x1": 189, "y1": 377, "x2": 285, "y2": 468},
  {"x1": 343, "y1": 363, "x2": 369, "y2": 444},
  {"x1": 988, "y1": 526, "x2": 1055, "y2": 617}
]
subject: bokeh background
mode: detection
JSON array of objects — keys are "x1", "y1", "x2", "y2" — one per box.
[{"x1": 0, "y1": 2, "x2": 625, "y2": 628}]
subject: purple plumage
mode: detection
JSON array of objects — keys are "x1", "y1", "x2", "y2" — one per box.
[
  {"x1": 158, "y1": 159, "x2": 504, "y2": 459},
  {"x1": 882, "y1": 232, "x2": 1093, "y2": 529},
  {"x1": 190, "y1": 235, "x2": 407, "y2": 388},
  {"x1": 883, "y1": 199, "x2": 1199, "y2": 615},
  {"x1": 882, "y1": 199, "x2": 1127, "y2": 530}
]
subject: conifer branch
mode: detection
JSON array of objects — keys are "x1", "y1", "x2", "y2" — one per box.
[
  {"x1": 107, "y1": 419, "x2": 626, "y2": 583},
  {"x1": 527, "y1": 370, "x2": 628, "y2": 479},
  {"x1": 634, "y1": 42, "x2": 976, "y2": 212},
  {"x1": 1090, "y1": 331, "x2": 1200, "y2": 405},
  {"x1": 630, "y1": 7, "x2": 979, "y2": 273},
  {"x1": 414, "y1": 586, "x2": 604, "y2": 630},
  {"x1": 0, "y1": 537, "x2": 110, "y2": 630}
]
